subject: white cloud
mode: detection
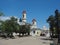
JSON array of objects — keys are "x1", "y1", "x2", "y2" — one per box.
[
  {"x1": 0, "y1": 16, "x2": 10, "y2": 21},
  {"x1": 0, "y1": 16, "x2": 20, "y2": 25}
]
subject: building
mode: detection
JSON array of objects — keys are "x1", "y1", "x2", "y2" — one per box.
[
  {"x1": 40, "y1": 26, "x2": 50, "y2": 37},
  {"x1": 30, "y1": 19, "x2": 42, "y2": 36},
  {"x1": 19, "y1": 10, "x2": 42, "y2": 36}
]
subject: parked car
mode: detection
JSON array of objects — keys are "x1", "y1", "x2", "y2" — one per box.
[{"x1": 40, "y1": 33, "x2": 45, "y2": 36}]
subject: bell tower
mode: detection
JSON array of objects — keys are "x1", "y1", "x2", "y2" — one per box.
[
  {"x1": 22, "y1": 10, "x2": 26, "y2": 23},
  {"x1": 32, "y1": 19, "x2": 37, "y2": 28}
]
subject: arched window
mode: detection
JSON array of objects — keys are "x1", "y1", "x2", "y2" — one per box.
[
  {"x1": 23, "y1": 15, "x2": 24, "y2": 18},
  {"x1": 33, "y1": 21, "x2": 34, "y2": 24}
]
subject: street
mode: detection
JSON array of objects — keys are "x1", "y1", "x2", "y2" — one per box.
[{"x1": 0, "y1": 36, "x2": 52, "y2": 45}]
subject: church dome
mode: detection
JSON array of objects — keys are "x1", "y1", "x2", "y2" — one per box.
[
  {"x1": 22, "y1": 10, "x2": 26, "y2": 14},
  {"x1": 32, "y1": 19, "x2": 36, "y2": 22}
]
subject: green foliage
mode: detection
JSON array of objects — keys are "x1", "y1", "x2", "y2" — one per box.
[
  {"x1": 19, "y1": 25, "x2": 30, "y2": 35},
  {"x1": 0, "y1": 11, "x2": 4, "y2": 32},
  {"x1": 47, "y1": 9, "x2": 60, "y2": 38},
  {"x1": 0, "y1": 12, "x2": 30, "y2": 37},
  {"x1": 0, "y1": 11, "x2": 4, "y2": 16},
  {"x1": 0, "y1": 16, "x2": 20, "y2": 37}
]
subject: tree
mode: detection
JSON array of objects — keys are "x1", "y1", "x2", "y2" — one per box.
[
  {"x1": 0, "y1": 11, "x2": 4, "y2": 33},
  {"x1": 25, "y1": 24, "x2": 30, "y2": 35},
  {"x1": 0, "y1": 11, "x2": 4, "y2": 16},
  {"x1": 8, "y1": 16, "x2": 18, "y2": 37},
  {"x1": 19, "y1": 24, "x2": 30, "y2": 36},
  {"x1": 0, "y1": 11, "x2": 4, "y2": 21},
  {"x1": 55, "y1": 10, "x2": 60, "y2": 43},
  {"x1": 47, "y1": 9, "x2": 60, "y2": 39},
  {"x1": 47, "y1": 15, "x2": 55, "y2": 38},
  {"x1": 1, "y1": 16, "x2": 20, "y2": 38}
]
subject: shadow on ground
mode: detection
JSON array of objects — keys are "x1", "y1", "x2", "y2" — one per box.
[{"x1": 40, "y1": 38, "x2": 53, "y2": 41}]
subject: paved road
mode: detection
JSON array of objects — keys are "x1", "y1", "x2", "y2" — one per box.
[{"x1": 0, "y1": 36, "x2": 51, "y2": 45}]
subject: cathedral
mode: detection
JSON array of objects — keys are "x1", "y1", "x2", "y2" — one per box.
[{"x1": 18, "y1": 10, "x2": 41, "y2": 36}]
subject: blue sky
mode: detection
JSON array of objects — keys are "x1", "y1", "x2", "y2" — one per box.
[{"x1": 0, "y1": 0, "x2": 60, "y2": 29}]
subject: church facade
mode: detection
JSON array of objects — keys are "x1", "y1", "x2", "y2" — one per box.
[{"x1": 19, "y1": 10, "x2": 42, "y2": 36}]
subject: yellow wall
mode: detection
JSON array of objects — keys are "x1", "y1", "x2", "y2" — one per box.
[{"x1": 35, "y1": 30, "x2": 41, "y2": 36}]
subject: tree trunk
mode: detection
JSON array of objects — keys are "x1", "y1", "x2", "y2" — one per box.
[
  {"x1": 28, "y1": 32, "x2": 30, "y2": 35},
  {"x1": 10, "y1": 32, "x2": 13, "y2": 38}
]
